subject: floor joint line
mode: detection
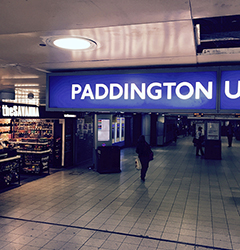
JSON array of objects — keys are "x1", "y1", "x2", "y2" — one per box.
[{"x1": 0, "y1": 215, "x2": 231, "y2": 250}]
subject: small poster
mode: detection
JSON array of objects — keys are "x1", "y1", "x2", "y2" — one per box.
[
  {"x1": 207, "y1": 122, "x2": 219, "y2": 140},
  {"x1": 98, "y1": 119, "x2": 110, "y2": 141}
]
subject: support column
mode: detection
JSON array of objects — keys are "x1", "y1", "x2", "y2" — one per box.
[{"x1": 142, "y1": 114, "x2": 151, "y2": 144}]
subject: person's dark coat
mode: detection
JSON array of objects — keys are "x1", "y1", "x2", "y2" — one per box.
[{"x1": 136, "y1": 135, "x2": 151, "y2": 181}]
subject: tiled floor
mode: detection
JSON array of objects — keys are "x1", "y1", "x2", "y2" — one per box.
[{"x1": 0, "y1": 136, "x2": 240, "y2": 250}]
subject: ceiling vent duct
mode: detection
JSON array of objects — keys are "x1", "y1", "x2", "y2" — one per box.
[
  {"x1": 0, "y1": 90, "x2": 15, "y2": 100},
  {"x1": 193, "y1": 15, "x2": 240, "y2": 54}
]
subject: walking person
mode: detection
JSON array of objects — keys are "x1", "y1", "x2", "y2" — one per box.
[
  {"x1": 136, "y1": 135, "x2": 152, "y2": 182},
  {"x1": 227, "y1": 123, "x2": 234, "y2": 147},
  {"x1": 196, "y1": 126, "x2": 204, "y2": 156}
]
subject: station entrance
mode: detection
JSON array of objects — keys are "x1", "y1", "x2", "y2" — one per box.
[{"x1": 46, "y1": 66, "x2": 240, "y2": 169}]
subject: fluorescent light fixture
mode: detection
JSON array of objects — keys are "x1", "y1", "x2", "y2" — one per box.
[
  {"x1": 46, "y1": 36, "x2": 97, "y2": 50},
  {"x1": 2, "y1": 75, "x2": 40, "y2": 79},
  {"x1": 14, "y1": 84, "x2": 39, "y2": 87},
  {"x1": 64, "y1": 114, "x2": 76, "y2": 118}
]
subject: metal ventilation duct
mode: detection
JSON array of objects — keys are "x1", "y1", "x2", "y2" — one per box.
[
  {"x1": 193, "y1": 15, "x2": 240, "y2": 54},
  {"x1": 0, "y1": 90, "x2": 15, "y2": 100}
]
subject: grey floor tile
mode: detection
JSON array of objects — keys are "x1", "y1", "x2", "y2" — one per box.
[
  {"x1": 140, "y1": 238, "x2": 159, "y2": 248},
  {"x1": 0, "y1": 240, "x2": 9, "y2": 249},
  {"x1": 28, "y1": 237, "x2": 51, "y2": 248},
  {"x1": 42, "y1": 239, "x2": 67, "y2": 249},
  {"x1": 83, "y1": 237, "x2": 105, "y2": 247},
  {"x1": 1, "y1": 242, "x2": 24, "y2": 250},
  {"x1": 175, "y1": 244, "x2": 195, "y2": 250},
  {"x1": 118, "y1": 242, "x2": 139, "y2": 250},
  {"x1": 157, "y1": 241, "x2": 177, "y2": 249},
  {"x1": 60, "y1": 241, "x2": 84, "y2": 250},
  {"x1": 178, "y1": 235, "x2": 195, "y2": 244},
  {"x1": 0, "y1": 232, "x2": 21, "y2": 242},
  {"x1": 21, "y1": 246, "x2": 41, "y2": 250},
  {"x1": 101, "y1": 239, "x2": 122, "y2": 249}
]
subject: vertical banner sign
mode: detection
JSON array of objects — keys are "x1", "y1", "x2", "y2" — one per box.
[
  {"x1": 221, "y1": 70, "x2": 240, "y2": 110},
  {"x1": 47, "y1": 71, "x2": 217, "y2": 111}
]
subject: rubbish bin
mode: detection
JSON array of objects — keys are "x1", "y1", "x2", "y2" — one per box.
[
  {"x1": 96, "y1": 146, "x2": 121, "y2": 174},
  {"x1": 204, "y1": 140, "x2": 221, "y2": 160}
]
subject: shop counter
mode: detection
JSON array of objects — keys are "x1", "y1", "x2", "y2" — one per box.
[
  {"x1": 17, "y1": 149, "x2": 51, "y2": 174},
  {"x1": 0, "y1": 155, "x2": 21, "y2": 186}
]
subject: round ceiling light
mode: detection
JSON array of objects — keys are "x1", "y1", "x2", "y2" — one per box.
[{"x1": 47, "y1": 37, "x2": 97, "y2": 50}]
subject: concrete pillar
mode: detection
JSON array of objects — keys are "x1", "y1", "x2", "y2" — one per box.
[{"x1": 142, "y1": 114, "x2": 151, "y2": 144}]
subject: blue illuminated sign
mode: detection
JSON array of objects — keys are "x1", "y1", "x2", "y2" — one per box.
[
  {"x1": 221, "y1": 70, "x2": 240, "y2": 110},
  {"x1": 47, "y1": 71, "x2": 217, "y2": 111}
]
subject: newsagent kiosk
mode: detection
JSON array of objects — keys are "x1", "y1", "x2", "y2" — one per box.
[{"x1": 0, "y1": 102, "x2": 57, "y2": 187}]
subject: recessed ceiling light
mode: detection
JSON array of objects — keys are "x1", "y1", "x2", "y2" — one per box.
[{"x1": 46, "y1": 36, "x2": 97, "y2": 50}]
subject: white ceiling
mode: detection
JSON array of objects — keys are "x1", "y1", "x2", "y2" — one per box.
[{"x1": 1, "y1": 0, "x2": 240, "y2": 105}]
